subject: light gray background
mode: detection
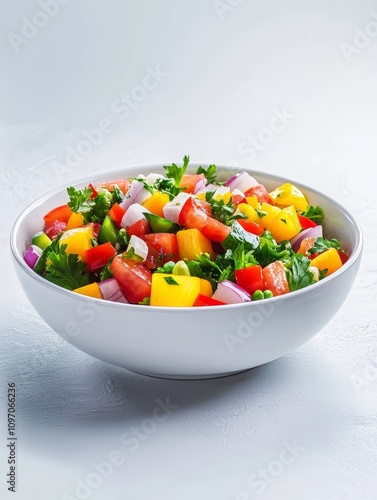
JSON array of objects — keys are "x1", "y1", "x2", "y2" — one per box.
[{"x1": 1, "y1": 1, "x2": 377, "y2": 499}]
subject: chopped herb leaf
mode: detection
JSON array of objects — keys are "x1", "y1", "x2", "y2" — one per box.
[
  {"x1": 164, "y1": 276, "x2": 179, "y2": 285},
  {"x1": 163, "y1": 155, "x2": 190, "y2": 186},
  {"x1": 44, "y1": 243, "x2": 90, "y2": 290},
  {"x1": 256, "y1": 208, "x2": 267, "y2": 218},
  {"x1": 301, "y1": 205, "x2": 324, "y2": 221},
  {"x1": 67, "y1": 186, "x2": 93, "y2": 214},
  {"x1": 285, "y1": 254, "x2": 316, "y2": 291},
  {"x1": 139, "y1": 297, "x2": 150, "y2": 305},
  {"x1": 196, "y1": 164, "x2": 218, "y2": 184},
  {"x1": 308, "y1": 237, "x2": 342, "y2": 254}
]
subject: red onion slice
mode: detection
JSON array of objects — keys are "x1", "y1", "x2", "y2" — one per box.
[
  {"x1": 119, "y1": 180, "x2": 145, "y2": 210},
  {"x1": 99, "y1": 278, "x2": 129, "y2": 303},
  {"x1": 212, "y1": 280, "x2": 251, "y2": 304},
  {"x1": 24, "y1": 245, "x2": 42, "y2": 269},
  {"x1": 224, "y1": 171, "x2": 259, "y2": 193}
]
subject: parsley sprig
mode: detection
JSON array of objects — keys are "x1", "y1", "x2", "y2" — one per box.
[
  {"x1": 308, "y1": 237, "x2": 342, "y2": 254},
  {"x1": 164, "y1": 155, "x2": 190, "y2": 186},
  {"x1": 43, "y1": 243, "x2": 89, "y2": 290}
]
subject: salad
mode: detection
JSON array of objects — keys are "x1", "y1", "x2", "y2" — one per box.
[{"x1": 24, "y1": 156, "x2": 349, "y2": 307}]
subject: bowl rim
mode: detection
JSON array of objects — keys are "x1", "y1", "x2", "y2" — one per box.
[{"x1": 10, "y1": 162, "x2": 363, "y2": 312}]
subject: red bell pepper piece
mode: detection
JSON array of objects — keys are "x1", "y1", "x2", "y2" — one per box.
[
  {"x1": 108, "y1": 202, "x2": 126, "y2": 228},
  {"x1": 235, "y1": 265, "x2": 264, "y2": 295},
  {"x1": 43, "y1": 204, "x2": 72, "y2": 226},
  {"x1": 86, "y1": 242, "x2": 117, "y2": 272},
  {"x1": 298, "y1": 215, "x2": 317, "y2": 229},
  {"x1": 194, "y1": 294, "x2": 226, "y2": 306},
  {"x1": 126, "y1": 219, "x2": 150, "y2": 239},
  {"x1": 237, "y1": 219, "x2": 264, "y2": 236}
]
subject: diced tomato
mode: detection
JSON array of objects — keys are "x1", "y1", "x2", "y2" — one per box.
[
  {"x1": 43, "y1": 204, "x2": 72, "y2": 226},
  {"x1": 232, "y1": 193, "x2": 246, "y2": 205},
  {"x1": 126, "y1": 219, "x2": 150, "y2": 239},
  {"x1": 97, "y1": 180, "x2": 130, "y2": 195},
  {"x1": 108, "y1": 202, "x2": 126, "y2": 228},
  {"x1": 86, "y1": 242, "x2": 117, "y2": 272},
  {"x1": 297, "y1": 237, "x2": 316, "y2": 256},
  {"x1": 44, "y1": 220, "x2": 67, "y2": 239},
  {"x1": 179, "y1": 173, "x2": 205, "y2": 193},
  {"x1": 244, "y1": 185, "x2": 274, "y2": 205},
  {"x1": 194, "y1": 294, "x2": 226, "y2": 306},
  {"x1": 262, "y1": 261, "x2": 289, "y2": 296},
  {"x1": 201, "y1": 217, "x2": 231, "y2": 243},
  {"x1": 308, "y1": 252, "x2": 319, "y2": 260},
  {"x1": 237, "y1": 219, "x2": 264, "y2": 236},
  {"x1": 88, "y1": 182, "x2": 98, "y2": 199},
  {"x1": 110, "y1": 255, "x2": 152, "y2": 303},
  {"x1": 85, "y1": 222, "x2": 101, "y2": 240},
  {"x1": 144, "y1": 233, "x2": 179, "y2": 269},
  {"x1": 197, "y1": 199, "x2": 212, "y2": 217},
  {"x1": 235, "y1": 265, "x2": 264, "y2": 295},
  {"x1": 337, "y1": 250, "x2": 349, "y2": 264},
  {"x1": 298, "y1": 215, "x2": 317, "y2": 229},
  {"x1": 179, "y1": 197, "x2": 209, "y2": 230}
]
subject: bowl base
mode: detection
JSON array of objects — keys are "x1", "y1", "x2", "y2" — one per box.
[{"x1": 128, "y1": 368, "x2": 251, "y2": 380}]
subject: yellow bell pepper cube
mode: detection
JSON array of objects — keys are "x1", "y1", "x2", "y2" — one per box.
[
  {"x1": 237, "y1": 203, "x2": 259, "y2": 223},
  {"x1": 66, "y1": 212, "x2": 85, "y2": 230},
  {"x1": 59, "y1": 226, "x2": 94, "y2": 262},
  {"x1": 246, "y1": 195, "x2": 259, "y2": 209},
  {"x1": 259, "y1": 203, "x2": 282, "y2": 229},
  {"x1": 150, "y1": 273, "x2": 201, "y2": 307},
  {"x1": 217, "y1": 191, "x2": 232, "y2": 204},
  {"x1": 199, "y1": 279, "x2": 213, "y2": 297},
  {"x1": 269, "y1": 183, "x2": 309, "y2": 212},
  {"x1": 310, "y1": 248, "x2": 343, "y2": 276},
  {"x1": 195, "y1": 193, "x2": 206, "y2": 201},
  {"x1": 73, "y1": 282, "x2": 102, "y2": 299},
  {"x1": 177, "y1": 228, "x2": 215, "y2": 261},
  {"x1": 267, "y1": 205, "x2": 301, "y2": 243},
  {"x1": 141, "y1": 192, "x2": 170, "y2": 217}
]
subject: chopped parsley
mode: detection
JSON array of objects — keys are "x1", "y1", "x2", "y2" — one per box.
[
  {"x1": 196, "y1": 164, "x2": 218, "y2": 184},
  {"x1": 163, "y1": 155, "x2": 190, "y2": 186},
  {"x1": 205, "y1": 191, "x2": 247, "y2": 226},
  {"x1": 301, "y1": 205, "x2": 324, "y2": 222},
  {"x1": 308, "y1": 237, "x2": 342, "y2": 254},
  {"x1": 44, "y1": 243, "x2": 89, "y2": 290},
  {"x1": 164, "y1": 276, "x2": 179, "y2": 285},
  {"x1": 285, "y1": 254, "x2": 316, "y2": 291}
]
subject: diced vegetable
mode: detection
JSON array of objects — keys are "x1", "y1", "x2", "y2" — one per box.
[
  {"x1": 59, "y1": 226, "x2": 94, "y2": 263},
  {"x1": 262, "y1": 261, "x2": 289, "y2": 296},
  {"x1": 110, "y1": 255, "x2": 152, "y2": 303},
  {"x1": 176, "y1": 228, "x2": 215, "y2": 261},
  {"x1": 269, "y1": 183, "x2": 309, "y2": 212},
  {"x1": 73, "y1": 282, "x2": 102, "y2": 299},
  {"x1": 24, "y1": 245, "x2": 42, "y2": 269},
  {"x1": 25, "y1": 156, "x2": 348, "y2": 308},
  {"x1": 86, "y1": 242, "x2": 117, "y2": 272},
  {"x1": 31, "y1": 231, "x2": 52, "y2": 250},
  {"x1": 310, "y1": 248, "x2": 343, "y2": 276},
  {"x1": 212, "y1": 280, "x2": 251, "y2": 304},
  {"x1": 150, "y1": 273, "x2": 201, "y2": 307}
]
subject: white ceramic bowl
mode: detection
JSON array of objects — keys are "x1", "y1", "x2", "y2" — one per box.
[{"x1": 10, "y1": 164, "x2": 363, "y2": 379}]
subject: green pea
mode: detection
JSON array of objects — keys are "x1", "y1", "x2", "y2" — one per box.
[
  {"x1": 252, "y1": 290, "x2": 264, "y2": 300},
  {"x1": 263, "y1": 290, "x2": 274, "y2": 299}
]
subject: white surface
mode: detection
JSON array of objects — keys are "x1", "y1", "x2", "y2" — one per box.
[{"x1": 1, "y1": 1, "x2": 377, "y2": 499}]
